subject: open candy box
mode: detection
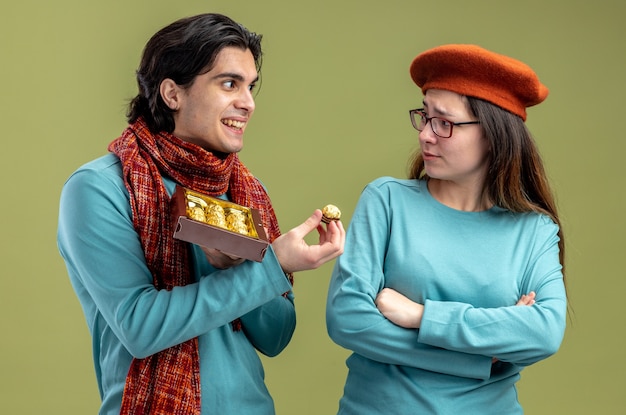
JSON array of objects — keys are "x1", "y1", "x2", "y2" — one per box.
[{"x1": 171, "y1": 186, "x2": 269, "y2": 262}]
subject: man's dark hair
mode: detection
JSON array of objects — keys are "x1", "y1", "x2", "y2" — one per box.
[{"x1": 127, "y1": 13, "x2": 263, "y2": 133}]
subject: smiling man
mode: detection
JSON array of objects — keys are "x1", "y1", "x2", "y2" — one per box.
[
  {"x1": 57, "y1": 13, "x2": 345, "y2": 415},
  {"x1": 160, "y1": 47, "x2": 257, "y2": 154}
]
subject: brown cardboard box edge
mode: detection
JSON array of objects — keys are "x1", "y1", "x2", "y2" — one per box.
[{"x1": 171, "y1": 186, "x2": 269, "y2": 262}]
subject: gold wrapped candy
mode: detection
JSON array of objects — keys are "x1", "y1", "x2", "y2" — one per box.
[
  {"x1": 188, "y1": 206, "x2": 206, "y2": 222},
  {"x1": 205, "y1": 203, "x2": 227, "y2": 228},
  {"x1": 183, "y1": 189, "x2": 257, "y2": 237},
  {"x1": 226, "y1": 209, "x2": 249, "y2": 235},
  {"x1": 321, "y1": 204, "x2": 341, "y2": 224}
]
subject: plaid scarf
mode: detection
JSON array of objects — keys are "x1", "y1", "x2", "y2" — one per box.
[{"x1": 109, "y1": 117, "x2": 287, "y2": 415}]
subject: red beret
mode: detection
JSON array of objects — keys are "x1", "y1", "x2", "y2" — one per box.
[{"x1": 409, "y1": 44, "x2": 548, "y2": 121}]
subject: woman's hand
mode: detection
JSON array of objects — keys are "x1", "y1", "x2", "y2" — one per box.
[
  {"x1": 375, "y1": 289, "x2": 537, "y2": 331},
  {"x1": 516, "y1": 291, "x2": 536, "y2": 306},
  {"x1": 272, "y1": 209, "x2": 345, "y2": 274},
  {"x1": 375, "y1": 288, "x2": 424, "y2": 329}
]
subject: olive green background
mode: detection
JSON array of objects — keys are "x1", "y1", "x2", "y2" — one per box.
[{"x1": 1, "y1": 0, "x2": 624, "y2": 413}]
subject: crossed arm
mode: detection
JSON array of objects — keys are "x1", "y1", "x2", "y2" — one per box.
[{"x1": 375, "y1": 289, "x2": 536, "y2": 329}]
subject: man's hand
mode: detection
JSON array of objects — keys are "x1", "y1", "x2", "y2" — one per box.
[
  {"x1": 375, "y1": 288, "x2": 424, "y2": 329},
  {"x1": 272, "y1": 209, "x2": 345, "y2": 274},
  {"x1": 201, "y1": 247, "x2": 245, "y2": 269}
]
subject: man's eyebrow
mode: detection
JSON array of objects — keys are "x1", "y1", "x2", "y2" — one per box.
[{"x1": 213, "y1": 72, "x2": 259, "y2": 83}]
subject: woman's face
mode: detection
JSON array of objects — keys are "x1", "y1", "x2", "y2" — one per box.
[{"x1": 419, "y1": 89, "x2": 489, "y2": 187}]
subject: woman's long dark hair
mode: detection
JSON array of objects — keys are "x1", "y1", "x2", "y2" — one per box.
[
  {"x1": 127, "y1": 13, "x2": 263, "y2": 133},
  {"x1": 408, "y1": 97, "x2": 566, "y2": 281}
]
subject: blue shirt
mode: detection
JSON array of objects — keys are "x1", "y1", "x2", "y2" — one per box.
[
  {"x1": 326, "y1": 177, "x2": 566, "y2": 414},
  {"x1": 58, "y1": 153, "x2": 295, "y2": 415}
]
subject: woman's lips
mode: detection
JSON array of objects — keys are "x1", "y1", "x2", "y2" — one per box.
[{"x1": 422, "y1": 151, "x2": 439, "y2": 160}]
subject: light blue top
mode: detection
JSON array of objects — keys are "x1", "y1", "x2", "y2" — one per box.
[
  {"x1": 57, "y1": 153, "x2": 295, "y2": 415},
  {"x1": 326, "y1": 177, "x2": 566, "y2": 415}
]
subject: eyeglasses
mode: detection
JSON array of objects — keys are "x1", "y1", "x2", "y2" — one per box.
[{"x1": 409, "y1": 108, "x2": 480, "y2": 138}]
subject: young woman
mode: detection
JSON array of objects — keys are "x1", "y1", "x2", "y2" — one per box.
[{"x1": 326, "y1": 44, "x2": 566, "y2": 414}]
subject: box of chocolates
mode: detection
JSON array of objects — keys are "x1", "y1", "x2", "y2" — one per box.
[{"x1": 171, "y1": 186, "x2": 269, "y2": 262}]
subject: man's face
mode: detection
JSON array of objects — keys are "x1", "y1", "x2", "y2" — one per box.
[{"x1": 170, "y1": 47, "x2": 258, "y2": 154}]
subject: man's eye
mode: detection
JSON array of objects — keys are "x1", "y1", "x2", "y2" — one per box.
[
  {"x1": 224, "y1": 80, "x2": 235, "y2": 88},
  {"x1": 248, "y1": 83, "x2": 257, "y2": 92}
]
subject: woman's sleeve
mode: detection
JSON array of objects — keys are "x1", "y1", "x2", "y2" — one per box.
[
  {"x1": 418, "y1": 217, "x2": 567, "y2": 366},
  {"x1": 58, "y1": 169, "x2": 293, "y2": 359},
  {"x1": 326, "y1": 183, "x2": 493, "y2": 380}
]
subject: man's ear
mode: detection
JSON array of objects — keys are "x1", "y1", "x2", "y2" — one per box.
[{"x1": 160, "y1": 78, "x2": 181, "y2": 110}]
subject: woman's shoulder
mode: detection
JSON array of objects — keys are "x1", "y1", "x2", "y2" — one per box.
[
  {"x1": 366, "y1": 176, "x2": 425, "y2": 192},
  {"x1": 357, "y1": 178, "x2": 429, "y2": 211},
  {"x1": 493, "y1": 208, "x2": 560, "y2": 241}
]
